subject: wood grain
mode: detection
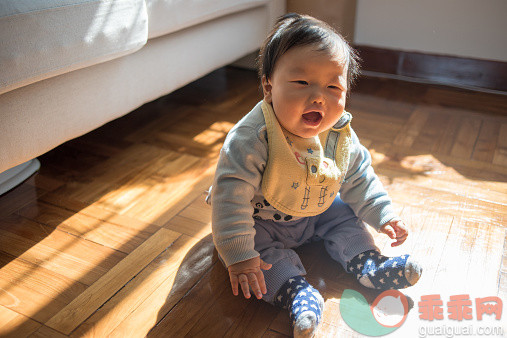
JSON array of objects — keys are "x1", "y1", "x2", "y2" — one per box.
[
  {"x1": 0, "y1": 216, "x2": 127, "y2": 286},
  {"x1": 0, "y1": 305, "x2": 41, "y2": 338},
  {"x1": 46, "y1": 228, "x2": 180, "y2": 334},
  {"x1": 69, "y1": 233, "x2": 215, "y2": 337}
]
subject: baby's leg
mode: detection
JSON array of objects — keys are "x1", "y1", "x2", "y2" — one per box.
[
  {"x1": 315, "y1": 197, "x2": 422, "y2": 290},
  {"x1": 346, "y1": 250, "x2": 421, "y2": 289},
  {"x1": 254, "y1": 221, "x2": 323, "y2": 337},
  {"x1": 274, "y1": 275, "x2": 324, "y2": 338}
]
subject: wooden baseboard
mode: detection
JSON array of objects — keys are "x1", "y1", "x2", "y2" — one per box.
[{"x1": 354, "y1": 45, "x2": 507, "y2": 92}]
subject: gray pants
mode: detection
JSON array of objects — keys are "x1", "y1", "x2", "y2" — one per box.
[{"x1": 254, "y1": 196, "x2": 377, "y2": 303}]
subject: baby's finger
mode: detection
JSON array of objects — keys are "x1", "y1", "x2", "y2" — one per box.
[
  {"x1": 260, "y1": 259, "x2": 272, "y2": 271},
  {"x1": 392, "y1": 233, "x2": 408, "y2": 247},
  {"x1": 248, "y1": 273, "x2": 263, "y2": 299},
  {"x1": 239, "y1": 274, "x2": 251, "y2": 298},
  {"x1": 383, "y1": 225, "x2": 396, "y2": 239},
  {"x1": 229, "y1": 274, "x2": 239, "y2": 296},
  {"x1": 392, "y1": 220, "x2": 408, "y2": 233},
  {"x1": 256, "y1": 270, "x2": 268, "y2": 295}
]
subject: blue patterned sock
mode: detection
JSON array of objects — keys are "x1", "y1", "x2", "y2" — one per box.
[
  {"x1": 274, "y1": 276, "x2": 324, "y2": 337},
  {"x1": 347, "y1": 250, "x2": 422, "y2": 290}
]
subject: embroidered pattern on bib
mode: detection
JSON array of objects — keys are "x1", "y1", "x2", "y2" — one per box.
[{"x1": 260, "y1": 101, "x2": 353, "y2": 217}]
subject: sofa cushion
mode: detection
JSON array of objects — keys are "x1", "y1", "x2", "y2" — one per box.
[
  {"x1": 0, "y1": 5, "x2": 272, "y2": 173},
  {"x1": 145, "y1": 0, "x2": 268, "y2": 39},
  {"x1": 0, "y1": 0, "x2": 148, "y2": 95}
]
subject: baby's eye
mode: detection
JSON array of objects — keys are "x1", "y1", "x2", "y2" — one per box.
[
  {"x1": 293, "y1": 80, "x2": 308, "y2": 85},
  {"x1": 328, "y1": 85, "x2": 342, "y2": 90}
]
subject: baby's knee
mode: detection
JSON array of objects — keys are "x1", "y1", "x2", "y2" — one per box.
[{"x1": 260, "y1": 250, "x2": 307, "y2": 303}]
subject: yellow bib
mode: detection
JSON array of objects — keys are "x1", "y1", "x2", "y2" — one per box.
[{"x1": 261, "y1": 100, "x2": 352, "y2": 217}]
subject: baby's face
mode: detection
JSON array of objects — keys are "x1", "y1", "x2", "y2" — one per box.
[{"x1": 262, "y1": 44, "x2": 348, "y2": 138}]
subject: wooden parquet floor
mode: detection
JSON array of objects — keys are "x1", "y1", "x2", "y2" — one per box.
[{"x1": 0, "y1": 67, "x2": 506, "y2": 337}]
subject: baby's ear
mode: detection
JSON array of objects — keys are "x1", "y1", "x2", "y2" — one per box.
[{"x1": 261, "y1": 76, "x2": 273, "y2": 103}]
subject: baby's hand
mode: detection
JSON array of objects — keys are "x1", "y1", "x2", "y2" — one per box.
[
  {"x1": 228, "y1": 256, "x2": 272, "y2": 299},
  {"x1": 380, "y1": 219, "x2": 409, "y2": 247}
]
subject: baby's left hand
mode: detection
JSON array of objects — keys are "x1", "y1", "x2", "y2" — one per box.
[{"x1": 380, "y1": 219, "x2": 409, "y2": 247}]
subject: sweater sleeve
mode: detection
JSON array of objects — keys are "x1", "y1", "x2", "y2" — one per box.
[
  {"x1": 210, "y1": 124, "x2": 267, "y2": 267},
  {"x1": 339, "y1": 128, "x2": 398, "y2": 230}
]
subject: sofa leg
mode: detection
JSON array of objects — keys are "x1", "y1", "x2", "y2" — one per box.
[{"x1": 0, "y1": 159, "x2": 41, "y2": 196}]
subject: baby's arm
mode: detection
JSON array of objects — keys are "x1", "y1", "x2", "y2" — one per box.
[
  {"x1": 210, "y1": 121, "x2": 270, "y2": 298},
  {"x1": 340, "y1": 129, "x2": 406, "y2": 242}
]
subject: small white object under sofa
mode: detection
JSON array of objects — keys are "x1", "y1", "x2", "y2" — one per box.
[{"x1": 0, "y1": 0, "x2": 285, "y2": 194}]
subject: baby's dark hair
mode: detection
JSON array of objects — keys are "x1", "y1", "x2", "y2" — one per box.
[{"x1": 258, "y1": 13, "x2": 360, "y2": 90}]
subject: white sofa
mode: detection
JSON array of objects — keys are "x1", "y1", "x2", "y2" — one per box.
[{"x1": 0, "y1": 0, "x2": 285, "y2": 194}]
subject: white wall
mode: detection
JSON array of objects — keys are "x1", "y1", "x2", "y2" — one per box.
[
  {"x1": 354, "y1": 0, "x2": 507, "y2": 62},
  {"x1": 287, "y1": 0, "x2": 357, "y2": 40}
]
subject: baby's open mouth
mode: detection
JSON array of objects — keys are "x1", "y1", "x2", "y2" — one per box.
[{"x1": 302, "y1": 111, "x2": 323, "y2": 125}]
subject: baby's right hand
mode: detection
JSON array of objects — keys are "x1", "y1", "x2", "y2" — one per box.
[{"x1": 228, "y1": 256, "x2": 272, "y2": 299}]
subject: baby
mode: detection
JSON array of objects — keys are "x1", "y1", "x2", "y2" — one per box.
[{"x1": 208, "y1": 13, "x2": 421, "y2": 337}]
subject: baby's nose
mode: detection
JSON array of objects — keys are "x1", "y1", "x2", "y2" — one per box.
[{"x1": 310, "y1": 88, "x2": 325, "y2": 104}]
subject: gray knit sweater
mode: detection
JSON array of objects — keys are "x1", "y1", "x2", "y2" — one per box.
[{"x1": 208, "y1": 101, "x2": 397, "y2": 267}]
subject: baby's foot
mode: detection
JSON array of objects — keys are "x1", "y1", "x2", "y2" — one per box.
[
  {"x1": 346, "y1": 250, "x2": 422, "y2": 290},
  {"x1": 274, "y1": 276, "x2": 324, "y2": 338}
]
